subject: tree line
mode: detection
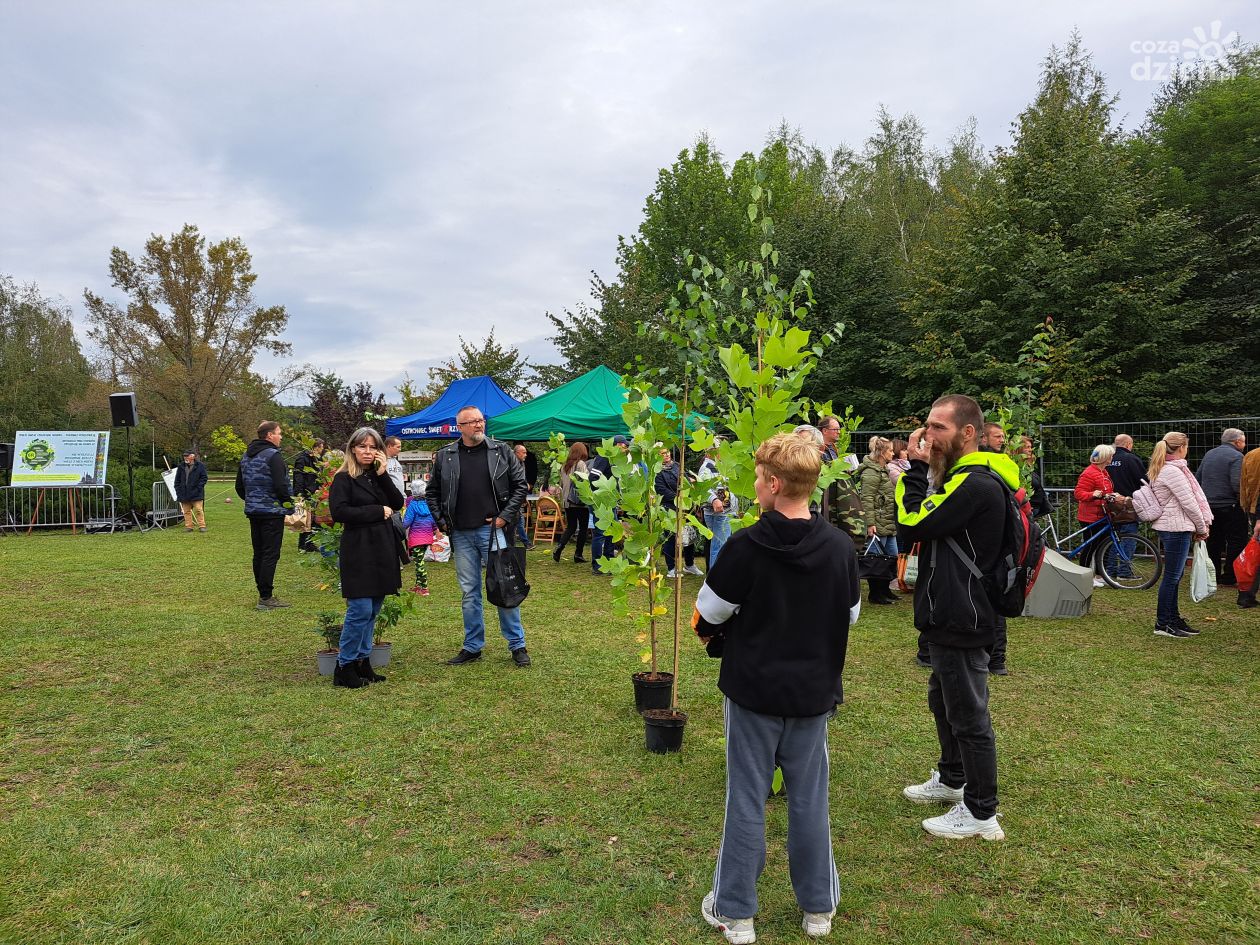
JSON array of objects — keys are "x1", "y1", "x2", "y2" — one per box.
[{"x1": 546, "y1": 36, "x2": 1259, "y2": 426}]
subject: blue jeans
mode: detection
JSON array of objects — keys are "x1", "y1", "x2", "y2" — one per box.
[
  {"x1": 1155, "y1": 530, "x2": 1192, "y2": 626},
  {"x1": 515, "y1": 514, "x2": 532, "y2": 546},
  {"x1": 590, "y1": 513, "x2": 613, "y2": 573},
  {"x1": 339, "y1": 596, "x2": 383, "y2": 666},
  {"x1": 868, "y1": 534, "x2": 899, "y2": 557},
  {"x1": 1105, "y1": 521, "x2": 1139, "y2": 577},
  {"x1": 452, "y1": 526, "x2": 526, "y2": 653},
  {"x1": 704, "y1": 511, "x2": 732, "y2": 567}
]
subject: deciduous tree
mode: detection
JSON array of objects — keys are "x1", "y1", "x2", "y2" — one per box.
[
  {"x1": 0, "y1": 276, "x2": 94, "y2": 442},
  {"x1": 83, "y1": 224, "x2": 299, "y2": 452}
]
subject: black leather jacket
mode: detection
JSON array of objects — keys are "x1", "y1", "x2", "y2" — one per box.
[{"x1": 426, "y1": 436, "x2": 527, "y2": 531}]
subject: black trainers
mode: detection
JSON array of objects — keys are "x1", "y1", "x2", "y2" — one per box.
[
  {"x1": 990, "y1": 663, "x2": 1009, "y2": 676},
  {"x1": 446, "y1": 648, "x2": 483, "y2": 665},
  {"x1": 511, "y1": 647, "x2": 532, "y2": 667},
  {"x1": 915, "y1": 656, "x2": 932, "y2": 669},
  {"x1": 1174, "y1": 617, "x2": 1201, "y2": 636},
  {"x1": 1154, "y1": 623, "x2": 1190, "y2": 638},
  {"x1": 552, "y1": 547, "x2": 562, "y2": 563}
]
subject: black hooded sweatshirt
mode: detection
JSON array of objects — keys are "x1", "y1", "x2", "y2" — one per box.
[{"x1": 692, "y1": 511, "x2": 860, "y2": 717}]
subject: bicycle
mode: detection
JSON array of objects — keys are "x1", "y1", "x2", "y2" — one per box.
[{"x1": 1041, "y1": 505, "x2": 1163, "y2": 590}]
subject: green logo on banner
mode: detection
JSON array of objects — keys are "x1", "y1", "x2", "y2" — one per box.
[{"x1": 20, "y1": 439, "x2": 55, "y2": 470}]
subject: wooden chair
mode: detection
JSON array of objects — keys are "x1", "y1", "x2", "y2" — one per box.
[{"x1": 533, "y1": 495, "x2": 564, "y2": 545}]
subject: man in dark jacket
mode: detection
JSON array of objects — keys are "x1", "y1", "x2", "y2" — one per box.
[
  {"x1": 692, "y1": 432, "x2": 859, "y2": 942},
  {"x1": 291, "y1": 438, "x2": 326, "y2": 552},
  {"x1": 426, "y1": 406, "x2": 530, "y2": 666},
  {"x1": 1197, "y1": 428, "x2": 1248, "y2": 586},
  {"x1": 895, "y1": 394, "x2": 1010, "y2": 841},
  {"x1": 173, "y1": 449, "x2": 208, "y2": 533},
  {"x1": 235, "y1": 421, "x2": 293, "y2": 610},
  {"x1": 512, "y1": 443, "x2": 536, "y2": 550},
  {"x1": 1105, "y1": 434, "x2": 1147, "y2": 581}
]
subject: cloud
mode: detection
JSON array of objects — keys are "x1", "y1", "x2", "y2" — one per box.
[{"x1": 2, "y1": 0, "x2": 1255, "y2": 402}]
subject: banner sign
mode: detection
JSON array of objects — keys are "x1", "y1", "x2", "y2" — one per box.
[
  {"x1": 12, "y1": 431, "x2": 111, "y2": 486},
  {"x1": 399, "y1": 422, "x2": 458, "y2": 437}
]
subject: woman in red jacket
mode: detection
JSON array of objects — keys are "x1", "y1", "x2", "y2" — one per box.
[{"x1": 1074, "y1": 444, "x2": 1116, "y2": 587}]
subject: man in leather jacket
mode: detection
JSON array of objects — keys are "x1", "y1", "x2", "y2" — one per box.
[{"x1": 426, "y1": 406, "x2": 531, "y2": 667}]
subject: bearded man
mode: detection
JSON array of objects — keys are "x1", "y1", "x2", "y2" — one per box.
[{"x1": 894, "y1": 394, "x2": 1020, "y2": 841}]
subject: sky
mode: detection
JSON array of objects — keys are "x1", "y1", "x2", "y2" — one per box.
[{"x1": 1, "y1": 1, "x2": 1254, "y2": 406}]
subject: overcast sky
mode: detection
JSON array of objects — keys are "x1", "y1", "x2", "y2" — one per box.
[{"x1": 1, "y1": 1, "x2": 1253, "y2": 405}]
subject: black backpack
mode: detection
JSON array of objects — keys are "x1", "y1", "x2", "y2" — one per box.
[{"x1": 945, "y1": 467, "x2": 1047, "y2": 618}]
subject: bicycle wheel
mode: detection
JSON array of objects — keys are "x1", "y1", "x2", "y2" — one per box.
[{"x1": 1099, "y1": 533, "x2": 1162, "y2": 590}]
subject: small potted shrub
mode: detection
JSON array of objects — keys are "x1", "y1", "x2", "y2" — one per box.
[
  {"x1": 314, "y1": 611, "x2": 341, "y2": 676},
  {"x1": 370, "y1": 593, "x2": 413, "y2": 668}
]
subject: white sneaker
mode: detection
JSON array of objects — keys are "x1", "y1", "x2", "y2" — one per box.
[
  {"x1": 666, "y1": 569, "x2": 679, "y2": 579},
  {"x1": 802, "y1": 908, "x2": 835, "y2": 937},
  {"x1": 922, "y1": 801, "x2": 1004, "y2": 840},
  {"x1": 1092, "y1": 576, "x2": 1106, "y2": 588},
  {"x1": 701, "y1": 892, "x2": 755, "y2": 944},
  {"x1": 902, "y1": 770, "x2": 964, "y2": 805},
  {"x1": 684, "y1": 564, "x2": 704, "y2": 576}
]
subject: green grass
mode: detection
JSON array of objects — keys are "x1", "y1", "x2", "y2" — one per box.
[{"x1": 1, "y1": 492, "x2": 1257, "y2": 944}]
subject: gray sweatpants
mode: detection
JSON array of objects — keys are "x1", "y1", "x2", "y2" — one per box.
[{"x1": 712, "y1": 697, "x2": 840, "y2": 919}]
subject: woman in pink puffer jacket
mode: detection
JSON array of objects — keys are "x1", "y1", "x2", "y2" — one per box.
[{"x1": 1148, "y1": 431, "x2": 1213, "y2": 638}]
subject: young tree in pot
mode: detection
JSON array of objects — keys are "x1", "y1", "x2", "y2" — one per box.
[
  {"x1": 579, "y1": 388, "x2": 685, "y2": 718},
  {"x1": 314, "y1": 611, "x2": 341, "y2": 676},
  {"x1": 640, "y1": 170, "x2": 860, "y2": 751},
  {"x1": 370, "y1": 593, "x2": 413, "y2": 669}
]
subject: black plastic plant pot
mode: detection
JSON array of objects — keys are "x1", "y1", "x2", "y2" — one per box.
[
  {"x1": 632, "y1": 671, "x2": 674, "y2": 714},
  {"x1": 643, "y1": 709, "x2": 687, "y2": 754}
]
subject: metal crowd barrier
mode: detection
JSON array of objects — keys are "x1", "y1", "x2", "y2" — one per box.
[
  {"x1": 0, "y1": 485, "x2": 120, "y2": 535},
  {"x1": 149, "y1": 480, "x2": 184, "y2": 528}
]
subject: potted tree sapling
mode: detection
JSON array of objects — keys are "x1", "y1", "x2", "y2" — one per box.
[
  {"x1": 314, "y1": 611, "x2": 342, "y2": 675},
  {"x1": 581, "y1": 388, "x2": 678, "y2": 718},
  {"x1": 370, "y1": 593, "x2": 413, "y2": 668}
]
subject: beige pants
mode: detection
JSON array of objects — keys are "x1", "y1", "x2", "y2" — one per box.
[{"x1": 180, "y1": 501, "x2": 205, "y2": 529}]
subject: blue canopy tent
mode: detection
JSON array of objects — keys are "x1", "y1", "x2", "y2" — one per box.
[{"x1": 385, "y1": 375, "x2": 521, "y2": 440}]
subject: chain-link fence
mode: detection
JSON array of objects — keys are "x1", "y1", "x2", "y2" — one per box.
[{"x1": 1037, "y1": 417, "x2": 1258, "y2": 489}]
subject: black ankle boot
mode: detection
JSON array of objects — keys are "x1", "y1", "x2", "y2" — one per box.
[
  {"x1": 356, "y1": 657, "x2": 385, "y2": 682},
  {"x1": 333, "y1": 661, "x2": 368, "y2": 689}
]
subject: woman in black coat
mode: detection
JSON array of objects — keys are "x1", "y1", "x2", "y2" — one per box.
[{"x1": 328, "y1": 427, "x2": 406, "y2": 689}]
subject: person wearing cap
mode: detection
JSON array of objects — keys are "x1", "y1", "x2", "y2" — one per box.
[{"x1": 174, "y1": 449, "x2": 208, "y2": 532}]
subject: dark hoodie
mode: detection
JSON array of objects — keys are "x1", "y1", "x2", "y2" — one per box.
[
  {"x1": 235, "y1": 438, "x2": 292, "y2": 517},
  {"x1": 692, "y1": 510, "x2": 860, "y2": 717}
]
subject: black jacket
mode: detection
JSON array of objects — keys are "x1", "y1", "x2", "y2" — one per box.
[
  {"x1": 692, "y1": 511, "x2": 859, "y2": 717},
  {"x1": 292, "y1": 448, "x2": 323, "y2": 498},
  {"x1": 329, "y1": 469, "x2": 406, "y2": 599},
  {"x1": 1108, "y1": 447, "x2": 1147, "y2": 498},
  {"x1": 654, "y1": 463, "x2": 681, "y2": 511},
  {"x1": 426, "y1": 437, "x2": 527, "y2": 532},
  {"x1": 173, "y1": 460, "x2": 207, "y2": 502},
  {"x1": 896, "y1": 452, "x2": 1021, "y2": 648}
]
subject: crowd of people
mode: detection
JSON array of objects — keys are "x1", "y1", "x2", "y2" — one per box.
[
  {"x1": 1068, "y1": 427, "x2": 1260, "y2": 633},
  {"x1": 223, "y1": 405, "x2": 1256, "y2": 940}
]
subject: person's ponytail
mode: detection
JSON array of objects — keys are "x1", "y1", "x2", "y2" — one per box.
[
  {"x1": 1147, "y1": 431, "x2": 1188, "y2": 482},
  {"x1": 1146, "y1": 441, "x2": 1168, "y2": 483}
]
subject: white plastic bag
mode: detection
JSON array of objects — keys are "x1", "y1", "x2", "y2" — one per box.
[
  {"x1": 1189, "y1": 541, "x2": 1216, "y2": 602},
  {"x1": 425, "y1": 533, "x2": 451, "y2": 563}
]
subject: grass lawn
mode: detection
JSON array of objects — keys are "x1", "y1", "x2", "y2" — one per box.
[{"x1": 1, "y1": 489, "x2": 1257, "y2": 944}]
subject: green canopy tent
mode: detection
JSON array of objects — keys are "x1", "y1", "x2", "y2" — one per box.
[{"x1": 487, "y1": 365, "x2": 706, "y2": 441}]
